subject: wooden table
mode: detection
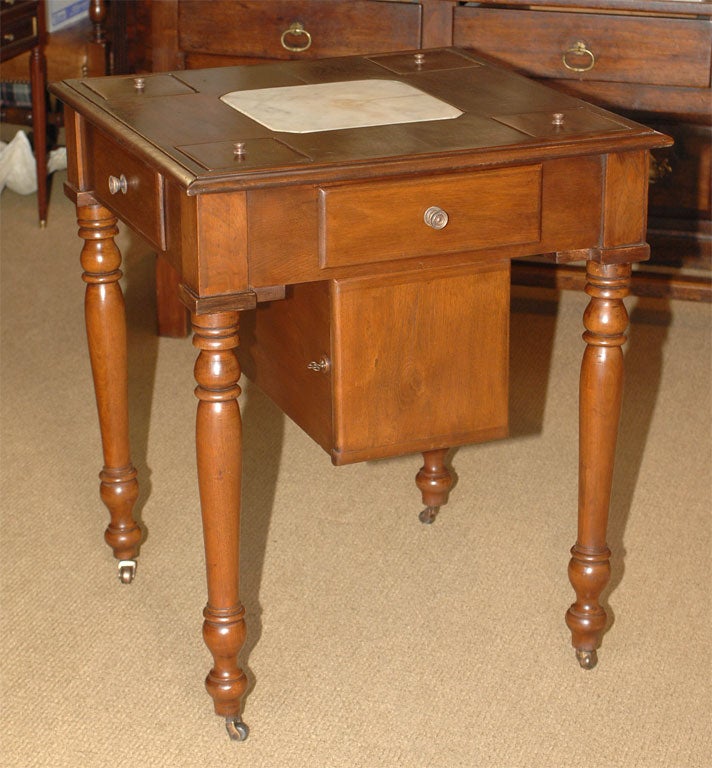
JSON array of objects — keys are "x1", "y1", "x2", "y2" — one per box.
[{"x1": 51, "y1": 49, "x2": 670, "y2": 740}]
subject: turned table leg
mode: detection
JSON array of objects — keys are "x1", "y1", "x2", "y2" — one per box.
[
  {"x1": 192, "y1": 311, "x2": 249, "y2": 740},
  {"x1": 78, "y1": 203, "x2": 142, "y2": 583},
  {"x1": 416, "y1": 449, "x2": 453, "y2": 524},
  {"x1": 566, "y1": 261, "x2": 631, "y2": 669}
]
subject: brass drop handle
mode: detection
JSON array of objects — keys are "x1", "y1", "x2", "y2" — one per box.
[
  {"x1": 108, "y1": 174, "x2": 128, "y2": 195},
  {"x1": 307, "y1": 356, "x2": 331, "y2": 373},
  {"x1": 281, "y1": 22, "x2": 312, "y2": 53},
  {"x1": 562, "y1": 41, "x2": 595, "y2": 73},
  {"x1": 649, "y1": 154, "x2": 673, "y2": 184},
  {"x1": 424, "y1": 206, "x2": 449, "y2": 230},
  {"x1": 3, "y1": 33, "x2": 15, "y2": 42}
]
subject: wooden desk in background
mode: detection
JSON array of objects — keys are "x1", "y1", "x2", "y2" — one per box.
[{"x1": 51, "y1": 49, "x2": 670, "y2": 740}]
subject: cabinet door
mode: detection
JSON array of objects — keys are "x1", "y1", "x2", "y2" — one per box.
[
  {"x1": 238, "y1": 281, "x2": 335, "y2": 453},
  {"x1": 330, "y1": 263, "x2": 510, "y2": 464}
]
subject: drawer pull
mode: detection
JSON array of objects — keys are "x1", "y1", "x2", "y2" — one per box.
[
  {"x1": 649, "y1": 154, "x2": 673, "y2": 184},
  {"x1": 108, "y1": 174, "x2": 128, "y2": 195},
  {"x1": 307, "y1": 356, "x2": 331, "y2": 374},
  {"x1": 562, "y1": 41, "x2": 595, "y2": 73},
  {"x1": 281, "y1": 22, "x2": 312, "y2": 53},
  {"x1": 423, "y1": 206, "x2": 449, "y2": 230},
  {"x1": 3, "y1": 33, "x2": 15, "y2": 43}
]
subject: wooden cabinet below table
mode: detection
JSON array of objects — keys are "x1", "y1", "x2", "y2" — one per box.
[{"x1": 239, "y1": 263, "x2": 510, "y2": 464}]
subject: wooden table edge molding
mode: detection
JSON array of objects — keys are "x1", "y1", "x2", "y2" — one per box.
[{"x1": 50, "y1": 48, "x2": 672, "y2": 741}]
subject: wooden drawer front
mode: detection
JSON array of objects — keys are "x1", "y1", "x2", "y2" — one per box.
[
  {"x1": 453, "y1": 8, "x2": 712, "y2": 89},
  {"x1": 85, "y1": 125, "x2": 165, "y2": 251},
  {"x1": 0, "y1": 3, "x2": 37, "y2": 60},
  {"x1": 177, "y1": 0, "x2": 421, "y2": 60},
  {"x1": 319, "y1": 166, "x2": 542, "y2": 269}
]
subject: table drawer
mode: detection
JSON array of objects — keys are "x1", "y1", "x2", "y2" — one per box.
[
  {"x1": 319, "y1": 165, "x2": 542, "y2": 269},
  {"x1": 453, "y1": 8, "x2": 712, "y2": 89},
  {"x1": 0, "y1": 3, "x2": 38, "y2": 61},
  {"x1": 84, "y1": 125, "x2": 165, "y2": 251},
  {"x1": 177, "y1": 0, "x2": 421, "y2": 61}
]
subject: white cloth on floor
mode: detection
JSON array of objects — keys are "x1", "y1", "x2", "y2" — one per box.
[{"x1": 0, "y1": 130, "x2": 67, "y2": 195}]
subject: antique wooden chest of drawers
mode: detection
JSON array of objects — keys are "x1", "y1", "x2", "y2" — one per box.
[{"x1": 451, "y1": 0, "x2": 712, "y2": 299}]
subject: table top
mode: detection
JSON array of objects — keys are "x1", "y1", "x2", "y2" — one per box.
[{"x1": 51, "y1": 48, "x2": 669, "y2": 193}]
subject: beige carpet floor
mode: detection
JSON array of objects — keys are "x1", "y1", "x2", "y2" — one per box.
[{"x1": 1, "y1": 172, "x2": 710, "y2": 768}]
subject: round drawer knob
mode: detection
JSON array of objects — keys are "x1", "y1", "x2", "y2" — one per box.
[
  {"x1": 307, "y1": 356, "x2": 331, "y2": 373},
  {"x1": 281, "y1": 22, "x2": 312, "y2": 53},
  {"x1": 108, "y1": 174, "x2": 128, "y2": 195},
  {"x1": 562, "y1": 41, "x2": 595, "y2": 73},
  {"x1": 424, "y1": 206, "x2": 449, "y2": 230}
]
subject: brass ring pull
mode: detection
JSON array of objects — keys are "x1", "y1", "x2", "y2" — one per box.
[
  {"x1": 562, "y1": 41, "x2": 595, "y2": 73},
  {"x1": 280, "y1": 22, "x2": 312, "y2": 53}
]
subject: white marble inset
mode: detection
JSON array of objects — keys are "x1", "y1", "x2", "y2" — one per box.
[{"x1": 220, "y1": 79, "x2": 463, "y2": 133}]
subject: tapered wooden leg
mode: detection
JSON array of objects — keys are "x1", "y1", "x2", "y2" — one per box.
[
  {"x1": 78, "y1": 204, "x2": 142, "y2": 582},
  {"x1": 416, "y1": 448, "x2": 453, "y2": 524},
  {"x1": 566, "y1": 261, "x2": 631, "y2": 669},
  {"x1": 192, "y1": 311, "x2": 249, "y2": 739},
  {"x1": 30, "y1": 44, "x2": 48, "y2": 227}
]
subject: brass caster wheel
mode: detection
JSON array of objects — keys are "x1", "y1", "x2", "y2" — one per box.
[
  {"x1": 225, "y1": 716, "x2": 249, "y2": 741},
  {"x1": 575, "y1": 649, "x2": 598, "y2": 670},
  {"x1": 117, "y1": 560, "x2": 137, "y2": 584},
  {"x1": 419, "y1": 506, "x2": 440, "y2": 524}
]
